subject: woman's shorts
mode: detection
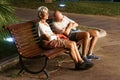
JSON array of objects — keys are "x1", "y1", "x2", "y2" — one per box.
[{"x1": 42, "y1": 39, "x2": 68, "y2": 49}]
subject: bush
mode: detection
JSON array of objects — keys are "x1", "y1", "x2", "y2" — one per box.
[{"x1": 0, "y1": 0, "x2": 17, "y2": 28}]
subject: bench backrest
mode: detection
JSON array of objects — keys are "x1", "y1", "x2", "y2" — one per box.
[
  {"x1": 4, "y1": 20, "x2": 66, "y2": 59},
  {"x1": 5, "y1": 20, "x2": 45, "y2": 58}
]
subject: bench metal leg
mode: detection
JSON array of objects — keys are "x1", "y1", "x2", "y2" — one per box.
[
  {"x1": 18, "y1": 55, "x2": 50, "y2": 79},
  {"x1": 43, "y1": 69, "x2": 49, "y2": 79},
  {"x1": 18, "y1": 68, "x2": 24, "y2": 75}
]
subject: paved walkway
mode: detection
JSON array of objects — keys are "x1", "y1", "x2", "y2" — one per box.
[{"x1": 0, "y1": 8, "x2": 120, "y2": 80}]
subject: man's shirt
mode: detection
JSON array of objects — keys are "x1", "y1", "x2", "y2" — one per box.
[{"x1": 53, "y1": 16, "x2": 76, "y2": 33}]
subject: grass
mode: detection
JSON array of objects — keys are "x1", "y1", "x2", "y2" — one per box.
[
  {"x1": 65, "y1": 2, "x2": 120, "y2": 16},
  {"x1": 8, "y1": 0, "x2": 120, "y2": 17}
]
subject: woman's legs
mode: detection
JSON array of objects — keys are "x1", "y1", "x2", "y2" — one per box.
[
  {"x1": 64, "y1": 40, "x2": 83, "y2": 64},
  {"x1": 72, "y1": 42, "x2": 83, "y2": 62}
]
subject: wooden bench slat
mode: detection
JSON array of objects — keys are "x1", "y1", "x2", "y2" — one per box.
[
  {"x1": 12, "y1": 32, "x2": 38, "y2": 38},
  {"x1": 16, "y1": 40, "x2": 40, "y2": 48},
  {"x1": 41, "y1": 48, "x2": 66, "y2": 59},
  {"x1": 11, "y1": 29, "x2": 36, "y2": 37},
  {"x1": 14, "y1": 36, "x2": 38, "y2": 44},
  {"x1": 13, "y1": 36, "x2": 39, "y2": 44},
  {"x1": 11, "y1": 28, "x2": 36, "y2": 35},
  {"x1": 19, "y1": 48, "x2": 42, "y2": 57},
  {"x1": 18, "y1": 45, "x2": 41, "y2": 52},
  {"x1": 6, "y1": 21, "x2": 33, "y2": 30}
]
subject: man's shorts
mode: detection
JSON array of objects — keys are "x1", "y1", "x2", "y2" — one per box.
[{"x1": 68, "y1": 29, "x2": 83, "y2": 41}]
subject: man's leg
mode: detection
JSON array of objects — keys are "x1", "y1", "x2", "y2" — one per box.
[
  {"x1": 87, "y1": 30, "x2": 99, "y2": 59},
  {"x1": 75, "y1": 32, "x2": 90, "y2": 57}
]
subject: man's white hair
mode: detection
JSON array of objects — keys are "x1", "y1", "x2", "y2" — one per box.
[{"x1": 37, "y1": 6, "x2": 48, "y2": 18}]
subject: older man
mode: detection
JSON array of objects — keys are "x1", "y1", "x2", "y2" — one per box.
[{"x1": 52, "y1": 10, "x2": 99, "y2": 60}]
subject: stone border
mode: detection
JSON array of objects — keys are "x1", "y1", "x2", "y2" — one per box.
[{"x1": 78, "y1": 25, "x2": 107, "y2": 38}]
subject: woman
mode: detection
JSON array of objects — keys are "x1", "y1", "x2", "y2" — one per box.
[{"x1": 37, "y1": 6, "x2": 93, "y2": 70}]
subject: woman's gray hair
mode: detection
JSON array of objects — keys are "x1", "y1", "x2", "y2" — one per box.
[{"x1": 37, "y1": 6, "x2": 48, "y2": 19}]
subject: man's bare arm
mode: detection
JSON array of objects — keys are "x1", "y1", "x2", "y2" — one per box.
[{"x1": 63, "y1": 22, "x2": 78, "y2": 36}]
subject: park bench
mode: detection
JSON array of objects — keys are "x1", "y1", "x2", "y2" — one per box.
[{"x1": 3, "y1": 19, "x2": 81, "y2": 79}]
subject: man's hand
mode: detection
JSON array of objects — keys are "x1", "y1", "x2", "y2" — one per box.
[{"x1": 64, "y1": 22, "x2": 78, "y2": 36}]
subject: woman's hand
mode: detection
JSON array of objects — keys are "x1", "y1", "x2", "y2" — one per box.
[{"x1": 42, "y1": 34, "x2": 50, "y2": 41}]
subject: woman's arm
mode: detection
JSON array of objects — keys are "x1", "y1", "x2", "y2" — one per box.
[
  {"x1": 42, "y1": 34, "x2": 58, "y2": 41},
  {"x1": 42, "y1": 34, "x2": 50, "y2": 41}
]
